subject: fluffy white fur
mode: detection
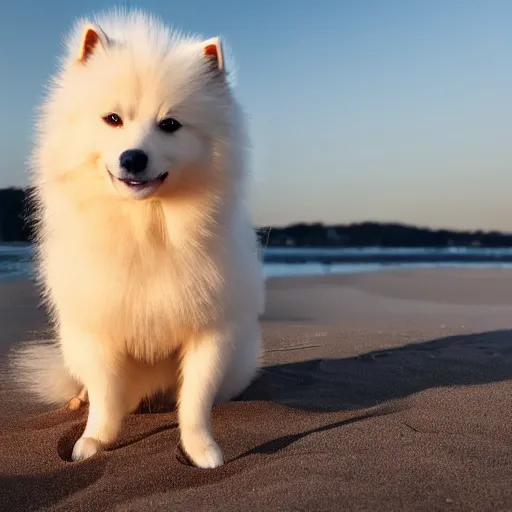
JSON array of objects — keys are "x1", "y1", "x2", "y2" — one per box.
[{"x1": 10, "y1": 9, "x2": 264, "y2": 469}]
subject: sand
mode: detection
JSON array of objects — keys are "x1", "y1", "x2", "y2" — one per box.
[{"x1": 1, "y1": 268, "x2": 512, "y2": 511}]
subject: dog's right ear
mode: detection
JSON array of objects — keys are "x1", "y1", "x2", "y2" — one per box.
[
  {"x1": 202, "y1": 37, "x2": 225, "y2": 73},
  {"x1": 77, "y1": 24, "x2": 109, "y2": 63}
]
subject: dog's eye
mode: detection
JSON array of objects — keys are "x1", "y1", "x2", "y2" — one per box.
[
  {"x1": 102, "y1": 113, "x2": 123, "y2": 127},
  {"x1": 158, "y1": 118, "x2": 182, "y2": 133}
]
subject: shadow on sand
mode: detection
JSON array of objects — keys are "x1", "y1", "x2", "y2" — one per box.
[{"x1": 239, "y1": 329, "x2": 512, "y2": 411}]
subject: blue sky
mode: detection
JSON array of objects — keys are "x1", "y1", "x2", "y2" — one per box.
[{"x1": 2, "y1": 0, "x2": 512, "y2": 229}]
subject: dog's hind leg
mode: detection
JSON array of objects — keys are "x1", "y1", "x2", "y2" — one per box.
[{"x1": 66, "y1": 386, "x2": 88, "y2": 411}]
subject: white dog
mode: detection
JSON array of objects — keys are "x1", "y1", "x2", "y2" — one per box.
[{"x1": 11, "y1": 9, "x2": 264, "y2": 469}]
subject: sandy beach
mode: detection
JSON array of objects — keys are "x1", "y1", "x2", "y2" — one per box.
[{"x1": 1, "y1": 268, "x2": 512, "y2": 511}]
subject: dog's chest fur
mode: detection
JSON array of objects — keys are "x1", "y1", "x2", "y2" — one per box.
[{"x1": 42, "y1": 199, "x2": 227, "y2": 361}]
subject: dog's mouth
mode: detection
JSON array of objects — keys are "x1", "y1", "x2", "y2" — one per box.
[
  {"x1": 107, "y1": 170, "x2": 169, "y2": 198},
  {"x1": 118, "y1": 172, "x2": 168, "y2": 189}
]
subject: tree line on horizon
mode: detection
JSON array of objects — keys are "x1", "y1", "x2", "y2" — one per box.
[
  {"x1": 256, "y1": 222, "x2": 512, "y2": 248},
  {"x1": 1, "y1": 187, "x2": 512, "y2": 247}
]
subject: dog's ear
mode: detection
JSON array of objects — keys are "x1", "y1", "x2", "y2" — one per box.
[
  {"x1": 77, "y1": 24, "x2": 109, "y2": 63},
  {"x1": 202, "y1": 37, "x2": 225, "y2": 72}
]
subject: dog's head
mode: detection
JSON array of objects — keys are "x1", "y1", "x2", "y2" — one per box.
[{"x1": 37, "y1": 12, "x2": 243, "y2": 201}]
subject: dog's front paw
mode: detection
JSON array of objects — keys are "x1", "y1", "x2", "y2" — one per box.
[
  {"x1": 181, "y1": 429, "x2": 224, "y2": 469},
  {"x1": 71, "y1": 437, "x2": 103, "y2": 461}
]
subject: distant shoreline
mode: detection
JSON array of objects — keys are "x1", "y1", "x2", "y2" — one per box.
[
  {"x1": 262, "y1": 249, "x2": 512, "y2": 264},
  {"x1": 7, "y1": 243, "x2": 512, "y2": 266}
]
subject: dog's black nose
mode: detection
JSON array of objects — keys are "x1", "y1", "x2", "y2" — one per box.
[{"x1": 119, "y1": 149, "x2": 148, "y2": 174}]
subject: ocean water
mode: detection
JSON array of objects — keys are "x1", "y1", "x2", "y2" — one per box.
[
  {"x1": 263, "y1": 246, "x2": 512, "y2": 258},
  {"x1": 0, "y1": 245, "x2": 33, "y2": 280},
  {"x1": 3, "y1": 244, "x2": 512, "y2": 281}
]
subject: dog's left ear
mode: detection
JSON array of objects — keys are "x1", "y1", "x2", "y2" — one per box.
[
  {"x1": 77, "y1": 24, "x2": 109, "y2": 63},
  {"x1": 203, "y1": 37, "x2": 225, "y2": 72}
]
